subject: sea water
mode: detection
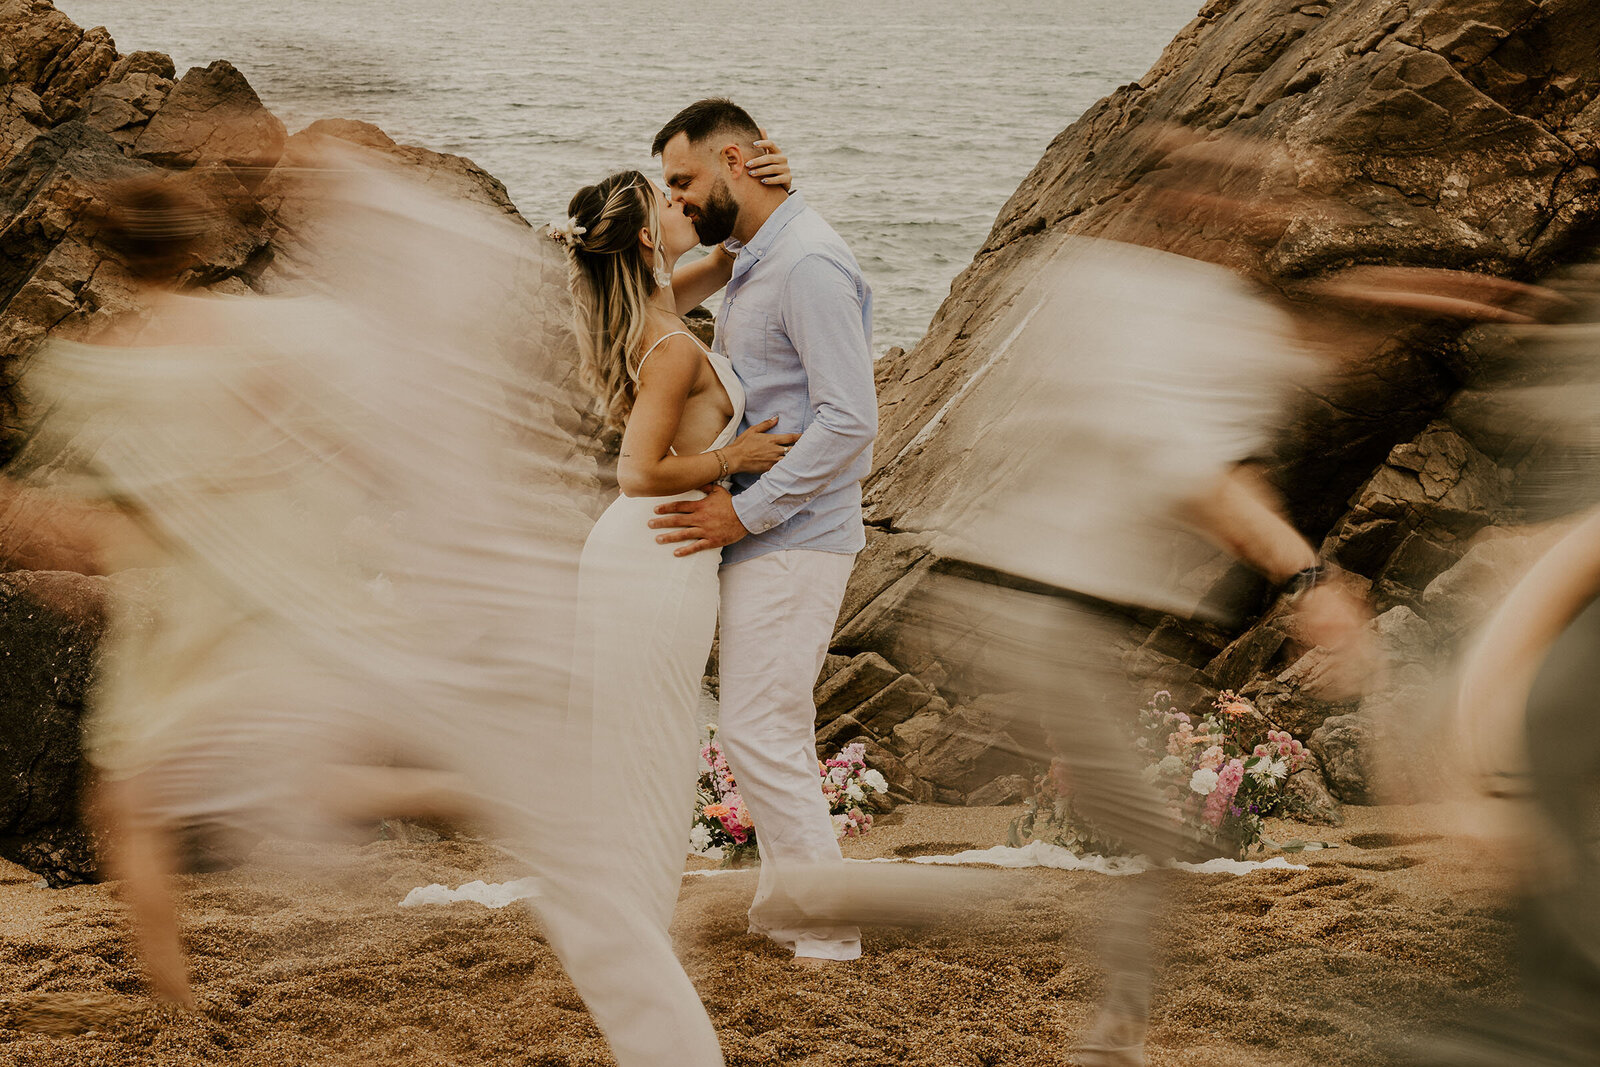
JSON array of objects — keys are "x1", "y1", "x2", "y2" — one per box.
[{"x1": 54, "y1": 0, "x2": 1199, "y2": 350}]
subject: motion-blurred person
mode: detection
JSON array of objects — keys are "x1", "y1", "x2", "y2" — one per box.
[
  {"x1": 1379, "y1": 264, "x2": 1600, "y2": 1066},
  {"x1": 0, "y1": 155, "x2": 727, "y2": 1067},
  {"x1": 1387, "y1": 503, "x2": 1600, "y2": 1066},
  {"x1": 892, "y1": 132, "x2": 1543, "y2": 1064},
  {"x1": 907, "y1": 239, "x2": 1360, "y2": 1067}
]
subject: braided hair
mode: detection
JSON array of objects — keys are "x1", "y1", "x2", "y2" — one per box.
[{"x1": 556, "y1": 170, "x2": 667, "y2": 432}]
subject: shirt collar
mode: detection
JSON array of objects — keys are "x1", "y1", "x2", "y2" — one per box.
[{"x1": 723, "y1": 191, "x2": 805, "y2": 263}]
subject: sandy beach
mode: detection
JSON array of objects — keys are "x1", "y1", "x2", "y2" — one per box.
[{"x1": 0, "y1": 804, "x2": 1519, "y2": 1066}]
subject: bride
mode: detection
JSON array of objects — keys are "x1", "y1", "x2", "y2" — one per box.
[{"x1": 547, "y1": 151, "x2": 794, "y2": 1063}]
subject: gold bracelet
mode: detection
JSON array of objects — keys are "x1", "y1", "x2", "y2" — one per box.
[{"x1": 714, "y1": 449, "x2": 729, "y2": 478}]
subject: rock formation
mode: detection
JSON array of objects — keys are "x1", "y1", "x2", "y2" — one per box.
[
  {"x1": 815, "y1": 0, "x2": 1600, "y2": 811},
  {"x1": 0, "y1": 0, "x2": 593, "y2": 882},
  {"x1": 5, "y1": 0, "x2": 1600, "y2": 881},
  {"x1": 0, "y1": 570, "x2": 107, "y2": 884}
]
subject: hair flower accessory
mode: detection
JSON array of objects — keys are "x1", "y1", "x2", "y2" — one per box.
[{"x1": 546, "y1": 215, "x2": 587, "y2": 248}]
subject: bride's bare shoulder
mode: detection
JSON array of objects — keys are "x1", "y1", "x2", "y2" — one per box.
[{"x1": 633, "y1": 330, "x2": 706, "y2": 386}]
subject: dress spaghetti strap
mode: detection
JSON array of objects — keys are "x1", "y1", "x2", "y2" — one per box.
[
  {"x1": 630, "y1": 331, "x2": 700, "y2": 382},
  {"x1": 631, "y1": 331, "x2": 714, "y2": 458}
]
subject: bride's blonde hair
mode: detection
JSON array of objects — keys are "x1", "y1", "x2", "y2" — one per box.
[{"x1": 558, "y1": 171, "x2": 666, "y2": 432}]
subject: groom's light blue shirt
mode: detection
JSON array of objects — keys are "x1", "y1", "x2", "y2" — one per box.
[{"x1": 716, "y1": 191, "x2": 876, "y2": 566}]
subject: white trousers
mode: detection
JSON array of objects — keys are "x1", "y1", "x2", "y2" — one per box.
[{"x1": 717, "y1": 548, "x2": 861, "y2": 961}]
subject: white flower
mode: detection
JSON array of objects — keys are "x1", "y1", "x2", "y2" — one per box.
[
  {"x1": 861, "y1": 769, "x2": 888, "y2": 794},
  {"x1": 688, "y1": 825, "x2": 712, "y2": 853},
  {"x1": 846, "y1": 782, "x2": 866, "y2": 802},
  {"x1": 545, "y1": 215, "x2": 587, "y2": 247},
  {"x1": 1247, "y1": 756, "x2": 1289, "y2": 783},
  {"x1": 1157, "y1": 755, "x2": 1184, "y2": 777},
  {"x1": 1189, "y1": 768, "x2": 1220, "y2": 796}
]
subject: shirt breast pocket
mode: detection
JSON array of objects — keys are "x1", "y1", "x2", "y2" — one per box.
[
  {"x1": 754, "y1": 312, "x2": 794, "y2": 381},
  {"x1": 726, "y1": 306, "x2": 786, "y2": 382}
]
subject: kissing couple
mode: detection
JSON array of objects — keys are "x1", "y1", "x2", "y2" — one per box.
[{"x1": 550, "y1": 97, "x2": 879, "y2": 1064}]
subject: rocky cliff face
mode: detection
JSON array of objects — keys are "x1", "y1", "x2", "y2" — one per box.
[
  {"x1": 5, "y1": 0, "x2": 1599, "y2": 878},
  {"x1": 816, "y1": 0, "x2": 1600, "y2": 810},
  {"x1": 0, "y1": 0, "x2": 592, "y2": 882}
]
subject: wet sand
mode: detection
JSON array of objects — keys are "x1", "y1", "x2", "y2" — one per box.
[{"x1": 0, "y1": 804, "x2": 1518, "y2": 1066}]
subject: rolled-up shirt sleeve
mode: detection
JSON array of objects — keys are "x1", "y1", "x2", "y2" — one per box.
[{"x1": 731, "y1": 253, "x2": 876, "y2": 535}]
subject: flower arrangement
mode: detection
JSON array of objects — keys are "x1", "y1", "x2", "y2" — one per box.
[
  {"x1": 690, "y1": 729, "x2": 889, "y2": 864},
  {"x1": 1010, "y1": 690, "x2": 1313, "y2": 860}
]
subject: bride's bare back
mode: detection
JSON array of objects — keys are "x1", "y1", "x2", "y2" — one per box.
[{"x1": 615, "y1": 315, "x2": 794, "y2": 499}]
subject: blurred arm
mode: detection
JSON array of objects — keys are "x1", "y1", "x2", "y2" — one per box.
[
  {"x1": 1178, "y1": 465, "x2": 1315, "y2": 583},
  {"x1": 0, "y1": 478, "x2": 147, "y2": 574}
]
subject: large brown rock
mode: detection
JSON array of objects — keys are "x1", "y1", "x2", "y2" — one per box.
[
  {"x1": 901, "y1": 696, "x2": 1034, "y2": 795},
  {"x1": 82, "y1": 56, "x2": 176, "y2": 149},
  {"x1": 0, "y1": 570, "x2": 109, "y2": 885},
  {"x1": 0, "y1": 0, "x2": 119, "y2": 129},
  {"x1": 130, "y1": 60, "x2": 285, "y2": 187},
  {"x1": 814, "y1": 651, "x2": 900, "y2": 725},
  {"x1": 1307, "y1": 713, "x2": 1380, "y2": 804},
  {"x1": 830, "y1": 0, "x2": 1600, "y2": 805}
]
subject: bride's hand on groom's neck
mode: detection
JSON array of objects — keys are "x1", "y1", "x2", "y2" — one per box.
[{"x1": 746, "y1": 128, "x2": 792, "y2": 191}]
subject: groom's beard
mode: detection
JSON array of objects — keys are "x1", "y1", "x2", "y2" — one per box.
[{"x1": 689, "y1": 179, "x2": 739, "y2": 246}]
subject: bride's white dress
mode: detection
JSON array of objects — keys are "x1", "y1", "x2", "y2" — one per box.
[{"x1": 571, "y1": 329, "x2": 744, "y2": 929}]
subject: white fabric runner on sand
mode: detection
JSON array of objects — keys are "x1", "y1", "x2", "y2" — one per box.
[{"x1": 398, "y1": 841, "x2": 1307, "y2": 908}]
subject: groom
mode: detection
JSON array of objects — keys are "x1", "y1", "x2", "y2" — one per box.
[{"x1": 648, "y1": 98, "x2": 877, "y2": 963}]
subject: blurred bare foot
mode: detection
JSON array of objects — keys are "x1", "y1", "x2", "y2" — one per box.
[
  {"x1": 1071, "y1": 1008, "x2": 1147, "y2": 1066},
  {"x1": 145, "y1": 950, "x2": 199, "y2": 1011},
  {"x1": 792, "y1": 956, "x2": 846, "y2": 971}
]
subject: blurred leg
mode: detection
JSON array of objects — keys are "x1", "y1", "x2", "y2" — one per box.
[
  {"x1": 92, "y1": 775, "x2": 196, "y2": 1009},
  {"x1": 908, "y1": 574, "x2": 1180, "y2": 1062}
]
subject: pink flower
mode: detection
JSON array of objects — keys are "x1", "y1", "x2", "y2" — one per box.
[
  {"x1": 1199, "y1": 745, "x2": 1225, "y2": 772},
  {"x1": 1202, "y1": 759, "x2": 1245, "y2": 829}
]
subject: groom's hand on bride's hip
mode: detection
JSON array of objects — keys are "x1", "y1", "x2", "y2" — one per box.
[{"x1": 649, "y1": 485, "x2": 749, "y2": 557}]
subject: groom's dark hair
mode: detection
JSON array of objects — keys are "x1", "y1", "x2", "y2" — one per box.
[{"x1": 651, "y1": 98, "x2": 761, "y2": 156}]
